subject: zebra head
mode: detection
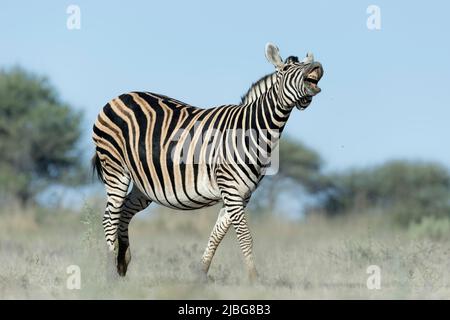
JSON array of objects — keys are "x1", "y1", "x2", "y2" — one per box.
[{"x1": 265, "y1": 43, "x2": 323, "y2": 110}]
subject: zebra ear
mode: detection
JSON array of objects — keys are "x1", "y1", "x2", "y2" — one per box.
[
  {"x1": 302, "y1": 52, "x2": 314, "y2": 64},
  {"x1": 265, "y1": 43, "x2": 284, "y2": 70}
]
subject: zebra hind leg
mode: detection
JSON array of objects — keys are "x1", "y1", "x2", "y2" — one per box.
[
  {"x1": 99, "y1": 164, "x2": 132, "y2": 279},
  {"x1": 103, "y1": 173, "x2": 131, "y2": 254},
  {"x1": 117, "y1": 186, "x2": 151, "y2": 276}
]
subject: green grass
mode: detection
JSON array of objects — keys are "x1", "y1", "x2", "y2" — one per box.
[{"x1": 1, "y1": 203, "x2": 450, "y2": 299}]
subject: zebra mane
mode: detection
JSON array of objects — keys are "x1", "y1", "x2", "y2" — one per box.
[{"x1": 240, "y1": 72, "x2": 277, "y2": 105}]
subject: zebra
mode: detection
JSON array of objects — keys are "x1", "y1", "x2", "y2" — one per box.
[{"x1": 92, "y1": 43, "x2": 323, "y2": 280}]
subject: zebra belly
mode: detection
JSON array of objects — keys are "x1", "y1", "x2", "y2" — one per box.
[{"x1": 130, "y1": 163, "x2": 222, "y2": 210}]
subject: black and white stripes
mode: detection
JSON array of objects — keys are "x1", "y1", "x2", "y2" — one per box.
[{"x1": 92, "y1": 43, "x2": 323, "y2": 279}]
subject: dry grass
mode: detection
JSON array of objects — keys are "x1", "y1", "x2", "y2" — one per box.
[{"x1": 1, "y1": 203, "x2": 450, "y2": 299}]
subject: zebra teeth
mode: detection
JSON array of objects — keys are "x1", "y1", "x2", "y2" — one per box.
[
  {"x1": 306, "y1": 76, "x2": 319, "y2": 84},
  {"x1": 303, "y1": 69, "x2": 322, "y2": 96},
  {"x1": 304, "y1": 66, "x2": 322, "y2": 93},
  {"x1": 306, "y1": 69, "x2": 320, "y2": 82}
]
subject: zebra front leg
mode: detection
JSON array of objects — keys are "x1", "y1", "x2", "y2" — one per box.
[
  {"x1": 201, "y1": 207, "x2": 232, "y2": 276},
  {"x1": 229, "y1": 205, "x2": 258, "y2": 282},
  {"x1": 117, "y1": 187, "x2": 151, "y2": 276}
]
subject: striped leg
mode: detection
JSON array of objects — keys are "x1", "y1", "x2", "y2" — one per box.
[
  {"x1": 223, "y1": 194, "x2": 258, "y2": 282},
  {"x1": 103, "y1": 172, "x2": 131, "y2": 253},
  {"x1": 117, "y1": 186, "x2": 151, "y2": 276},
  {"x1": 231, "y1": 209, "x2": 257, "y2": 281},
  {"x1": 201, "y1": 194, "x2": 252, "y2": 276},
  {"x1": 201, "y1": 207, "x2": 232, "y2": 275}
]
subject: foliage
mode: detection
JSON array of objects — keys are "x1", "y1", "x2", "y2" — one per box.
[
  {"x1": 251, "y1": 136, "x2": 330, "y2": 213},
  {"x1": 276, "y1": 136, "x2": 330, "y2": 193},
  {"x1": 0, "y1": 66, "x2": 85, "y2": 205},
  {"x1": 319, "y1": 160, "x2": 450, "y2": 226}
]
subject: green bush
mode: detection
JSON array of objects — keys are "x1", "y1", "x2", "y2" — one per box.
[{"x1": 319, "y1": 160, "x2": 450, "y2": 227}]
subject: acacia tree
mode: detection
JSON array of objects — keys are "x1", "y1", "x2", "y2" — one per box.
[{"x1": 0, "y1": 67, "x2": 84, "y2": 206}]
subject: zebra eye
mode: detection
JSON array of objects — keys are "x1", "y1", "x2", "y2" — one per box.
[{"x1": 282, "y1": 65, "x2": 290, "y2": 72}]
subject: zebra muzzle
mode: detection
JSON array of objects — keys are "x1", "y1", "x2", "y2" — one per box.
[{"x1": 304, "y1": 66, "x2": 323, "y2": 96}]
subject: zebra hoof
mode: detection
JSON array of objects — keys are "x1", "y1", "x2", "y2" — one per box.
[
  {"x1": 117, "y1": 261, "x2": 127, "y2": 277},
  {"x1": 117, "y1": 245, "x2": 131, "y2": 277},
  {"x1": 196, "y1": 272, "x2": 209, "y2": 284},
  {"x1": 189, "y1": 262, "x2": 209, "y2": 283},
  {"x1": 248, "y1": 269, "x2": 258, "y2": 284}
]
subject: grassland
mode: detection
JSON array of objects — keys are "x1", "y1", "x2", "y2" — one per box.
[{"x1": 1, "y1": 202, "x2": 450, "y2": 299}]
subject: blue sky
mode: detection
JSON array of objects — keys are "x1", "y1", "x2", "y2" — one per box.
[{"x1": 1, "y1": 0, "x2": 449, "y2": 171}]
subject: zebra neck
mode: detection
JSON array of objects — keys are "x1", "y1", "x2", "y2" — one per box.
[
  {"x1": 246, "y1": 84, "x2": 293, "y2": 141},
  {"x1": 238, "y1": 86, "x2": 293, "y2": 173}
]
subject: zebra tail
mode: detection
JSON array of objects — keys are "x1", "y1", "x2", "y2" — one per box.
[{"x1": 91, "y1": 152, "x2": 105, "y2": 183}]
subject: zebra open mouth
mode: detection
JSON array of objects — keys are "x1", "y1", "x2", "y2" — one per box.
[
  {"x1": 304, "y1": 66, "x2": 322, "y2": 96},
  {"x1": 296, "y1": 64, "x2": 323, "y2": 110}
]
